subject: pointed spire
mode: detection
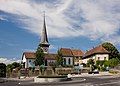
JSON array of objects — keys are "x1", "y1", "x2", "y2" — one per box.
[{"x1": 41, "y1": 11, "x2": 49, "y2": 44}]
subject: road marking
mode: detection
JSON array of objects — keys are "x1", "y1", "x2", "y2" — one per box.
[{"x1": 94, "y1": 81, "x2": 120, "y2": 86}]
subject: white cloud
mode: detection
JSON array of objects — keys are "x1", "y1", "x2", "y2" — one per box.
[
  {"x1": 0, "y1": 57, "x2": 21, "y2": 65},
  {"x1": 0, "y1": 15, "x2": 8, "y2": 21},
  {"x1": 0, "y1": 0, "x2": 120, "y2": 45}
]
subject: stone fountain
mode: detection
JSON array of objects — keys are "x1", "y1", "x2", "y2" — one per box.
[{"x1": 34, "y1": 66, "x2": 68, "y2": 83}]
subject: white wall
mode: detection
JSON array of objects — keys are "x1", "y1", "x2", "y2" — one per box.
[
  {"x1": 22, "y1": 55, "x2": 35, "y2": 68},
  {"x1": 22, "y1": 55, "x2": 26, "y2": 62},
  {"x1": 82, "y1": 58, "x2": 90, "y2": 64},
  {"x1": 27, "y1": 59, "x2": 35, "y2": 68},
  {"x1": 82, "y1": 54, "x2": 109, "y2": 64},
  {"x1": 63, "y1": 57, "x2": 73, "y2": 65},
  {"x1": 22, "y1": 55, "x2": 28, "y2": 68},
  {"x1": 95, "y1": 54, "x2": 109, "y2": 61}
]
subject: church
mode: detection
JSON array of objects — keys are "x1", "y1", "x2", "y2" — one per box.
[
  {"x1": 21, "y1": 14, "x2": 109, "y2": 68},
  {"x1": 22, "y1": 14, "x2": 57, "y2": 68}
]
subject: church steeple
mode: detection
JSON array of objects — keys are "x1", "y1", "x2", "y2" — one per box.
[{"x1": 40, "y1": 12, "x2": 50, "y2": 53}]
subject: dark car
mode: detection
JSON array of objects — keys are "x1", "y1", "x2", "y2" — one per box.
[{"x1": 88, "y1": 69, "x2": 99, "y2": 74}]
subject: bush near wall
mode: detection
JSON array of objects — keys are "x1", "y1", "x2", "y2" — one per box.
[
  {"x1": 55, "y1": 68, "x2": 74, "y2": 75},
  {"x1": 109, "y1": 69, "x2": 119, "y2": 74}
]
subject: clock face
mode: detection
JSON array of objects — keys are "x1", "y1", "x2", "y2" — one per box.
[{"x1": 44, "y1": 47, "x2": 48, "y2": 52}]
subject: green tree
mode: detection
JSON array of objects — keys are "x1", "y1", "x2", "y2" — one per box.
[
  {"x1": 0, "y1": 63, "x2": 6, "y2": 77},
  {"x1": 96, "y1": 60, "x2": 105, "y2": 66},
  {"x1": 12, "y1": 62, "x2": 21, "y2": 69},
  {"x1": 109, "y1": 58, "x2": 120, "y2": 68},
  {"x1": 6, "y1": 62, "x2": 21, "y2": 72},
  {"x1": 104, "y1": 60, "x2": 110, "y2": 67},
  {"x1": 87, "y1": 59, "x2": 95, "y2": 71},
  {"x1": 87, "y1": 59, "x2": 94, "y2": 67},
  {"x1": 96, "y1": 60, "x2": 106, "y2": 71},
  {"x1": 102, "y1": 42, "x2": 120, "y2": 59},
  {"x1": 35, "y1": 45, "x2": 45, "y2": 66},
  {"x1": 56, "y1": 50, "x2": 63, "y2": 66}
]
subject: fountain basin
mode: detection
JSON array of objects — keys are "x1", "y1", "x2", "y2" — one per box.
[{"x1": 34, "y1": 75, "x2": 68, "y2": 83}]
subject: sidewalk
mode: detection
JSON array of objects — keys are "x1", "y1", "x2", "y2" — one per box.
[
  {"x1": 2, "y1": 77, "x2": 34, "y2": 81},
  {"x1": 69, "y1": 72, "x2": 113, "y2": 78}
]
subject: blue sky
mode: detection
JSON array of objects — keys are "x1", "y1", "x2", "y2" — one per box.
[{"x1": 0, "y1": 0, "x2": 120, "y2": 64}]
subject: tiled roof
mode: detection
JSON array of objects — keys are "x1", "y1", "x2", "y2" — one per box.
[
  {"x1": 23, "y1": 52, "x2": 36, "y2": 59},
  {"x1": 44, "y1": 54, "x2": 57, "y2": 60},
  {"x1": 71, "y1": 49, "x2": 84, "y2": 57},
  {"x1": 22, "y1": 52, "x2": 56, "y2": 60},
  {"x1": 84, "y1": 45, "x2": 109, "y2": 58},
  {"x1": 60, "y1": 48, "x2": 73, "y2": 57}
]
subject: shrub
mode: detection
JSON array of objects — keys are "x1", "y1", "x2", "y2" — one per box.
[{"x1": 109, "y1": 70, "x2": 119, "y2": 74}]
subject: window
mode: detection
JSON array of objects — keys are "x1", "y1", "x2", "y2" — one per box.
[
  {"x1": 64, "y1": 58, "x2": 66, "y2": 65},
  {"x1": 104, "y1": 57, "x2": 106, "y2": 60},
  {"x1": 76, "y1": 57, "x2": 79, "y2": 59},
  {"x1": 98, "y1": 57, "x2": 100, "y2": 60},
  {"x1": 68, "y1": 58, "x2": 71, "y2": 65}
]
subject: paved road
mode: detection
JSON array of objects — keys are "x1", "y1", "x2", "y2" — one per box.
[{"x1": 1, "y1": 75, "x2": 120, "y2": 86}]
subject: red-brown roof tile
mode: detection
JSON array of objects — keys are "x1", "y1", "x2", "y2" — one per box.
[
  {"x1": 23, "y1": 52, "x2": 36, "y2": 59},
  {"x1": 22, "y1": 52, "x2": 56, "y2": 60},
  {"x1": 60, "y1": 48, "x2": 73, "y2": 57},
  {"x1": 44, "y1": 54, "x2": 57, "y2": 60},
  {"x1": 71, "y1": 49, "x2": 84, "y2": 57},
  {"x1": 84, "y1": 45, "x2": 109, "y2": 58}
]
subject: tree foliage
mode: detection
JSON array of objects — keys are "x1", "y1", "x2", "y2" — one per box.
[
  {"x1": 56, "y1": 50, "x2": 63, "y2": 66},
  {"x1": 87, "y1": 59, "x2": 95, "y2": 71},
  {"x1": 12, "y1": 62, "x2": 21, "y2": 69},
  {"x1": 96, "y1": 60, "x2": 105, "y2": 66},
  {"x1": 35, "y1": 45, "x2": 45, "y2": 66},
  {"x1": 6, "y1": 62, "x2": 21, "y2": 72},
  {"x1": 109, "y1": 58, "x2": 120, "y2": 68},
  {"x1": 102, "y1": 42, "x2": 120, "y2": 59},
  {"x1": 0, "y1": 63, "x2": 6, "y2": 77},
  {"x1": 87, "y1": 59, "x2": 94, "y2": 67},
  {"x1": 95, "y1": 58, "x2": 120, "y2": 70}
]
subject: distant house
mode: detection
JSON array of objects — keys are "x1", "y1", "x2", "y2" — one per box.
[
  {"x1": 71, "y1": 49, "x2": 84, "y2": 66},
  {"x1": 82, "y1": 45, "x2": 109, "y2": 64}
]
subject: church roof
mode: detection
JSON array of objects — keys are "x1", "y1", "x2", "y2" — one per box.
[
  {"x1": 60, "y1": 48, "x2": 73, "y2": 57},
  {"x1": 71, "y1": 49, "x2": 84, "y2": 57},
  {"x1": 22, "y1": 52, "x2": 56, "y2": 60},
  {"x1": 83, "y1": 45, "x2": 109, "y2": 58},
  {"x1": 44, "y1": 54, "x2": 57, "y2": 60},
  {"x1": 22, "y1": 52, "x2": 35, "y2": 59},
  {"x1": 60, "y1": 48, "x2": 84, "y2": 57}
]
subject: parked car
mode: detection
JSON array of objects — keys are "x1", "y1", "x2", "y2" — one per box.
[{"x1": 88, "y1": 69, "x2": 99, "y2": 74}]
